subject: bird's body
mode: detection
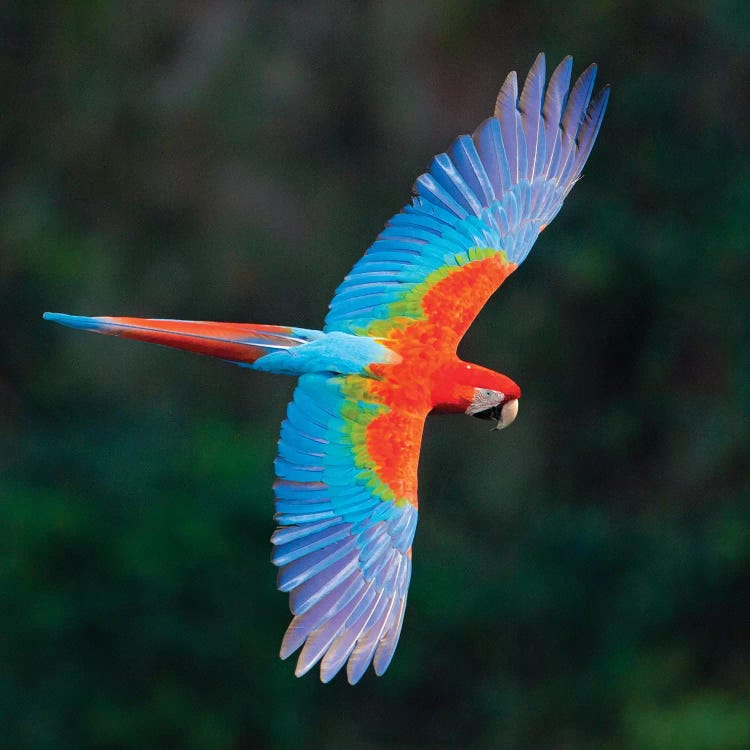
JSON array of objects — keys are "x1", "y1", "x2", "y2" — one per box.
[{"x1": 45, "y1": 54, "x2": 609, "y2": 683}]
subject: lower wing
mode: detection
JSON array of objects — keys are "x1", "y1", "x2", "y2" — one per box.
[{"x1": 272, "y1": 372, "x2": 424, "y2": 683}]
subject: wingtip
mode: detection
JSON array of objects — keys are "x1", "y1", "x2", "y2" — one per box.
[
  {"x1": 596, "y1": 83, "x2": 612, "y2": 112},
  {"x1": 553, "y1": 55, "x2": 575, "y2": 87},
  {"x1": 496, "y1": 69, "x2": 516, "y2": 103},
  {"x1": 346, "y1": 663, "x2": 366, "y2": 685},
  {"x1": 581, "y1": 61, "x2": 599, "y2": 82},
  {"x1": 530, "y1": 51, "x2": 546, "y2": 71}
]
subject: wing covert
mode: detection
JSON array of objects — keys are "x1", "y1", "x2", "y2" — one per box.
[
  {"x1": 324, "y1": 53, "x2": 609, "y2": 344},
  {"x1": 272, "y1": 373, "x2": 424, "y2": 683}
]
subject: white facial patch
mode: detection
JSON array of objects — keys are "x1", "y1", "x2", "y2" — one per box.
[{"x1": 465, "y1": 388, "x2": 504, "y2": 416}]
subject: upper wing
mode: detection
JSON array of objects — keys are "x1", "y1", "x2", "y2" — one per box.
[
  {"x1": 324, "y1": 54, "x2": 609, "y2": 344},
  {"x1": 272, "y1": 372, "x2": 424, "y2": 684}
]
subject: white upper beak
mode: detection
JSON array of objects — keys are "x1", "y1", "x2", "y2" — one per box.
[{"x1": 493, "y1": 398, "x2": 519, "y2": 430}]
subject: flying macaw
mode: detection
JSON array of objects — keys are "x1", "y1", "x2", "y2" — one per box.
[{"x1": 44, "y1": 53, "x2": 609, "y2": 684}]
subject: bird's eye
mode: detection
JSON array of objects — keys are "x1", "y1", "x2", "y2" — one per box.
[{"x1": 466, "y1": 388, "x2": 504, "y2": 418}]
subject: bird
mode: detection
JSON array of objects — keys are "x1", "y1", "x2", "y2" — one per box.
[{"x1": 44, "y1": 53, "x2": 609, "y2": 684}]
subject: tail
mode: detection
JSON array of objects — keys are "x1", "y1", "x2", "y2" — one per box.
[{"x1": 43, "y1": 312, "x2": 323, "y2": 368}]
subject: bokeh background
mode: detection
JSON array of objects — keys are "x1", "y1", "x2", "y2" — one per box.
[{"x1": 2, "y1": 2, "x2": 749, "y2": 749}]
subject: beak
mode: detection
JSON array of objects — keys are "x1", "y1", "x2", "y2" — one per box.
[{"x1": 491, "y1": 398, "x2": 519, "y2": 431}]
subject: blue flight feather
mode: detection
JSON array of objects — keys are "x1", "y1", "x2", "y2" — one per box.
[
  {"x1": 519, "y1": 52, "x2": 546, "y2": 182},
  {"x1": 272, "y1": 373, "x2": 420, "y2": 682},
  {"x1": 325, "y1": 55, "x2": 608, "y2": 335}
]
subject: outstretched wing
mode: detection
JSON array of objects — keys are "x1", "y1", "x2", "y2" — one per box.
[
  {"x1": 272, "y1": 372, "x2": 423, "y2": 684},
  {"x1": 324, "y1": 54, "x2": 609, "y2": 344}
]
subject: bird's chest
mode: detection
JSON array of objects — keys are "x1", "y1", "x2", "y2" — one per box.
[{"x1": 367, "y1": 352, "x2": 445, "y2": 417}]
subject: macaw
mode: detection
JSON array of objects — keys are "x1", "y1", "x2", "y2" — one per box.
[{"x1": 44, "y1": 53, "x2": 609, "y2": 684}]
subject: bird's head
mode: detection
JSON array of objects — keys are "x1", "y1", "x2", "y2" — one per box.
[
  {"x1": 460, "y1": 364, "x2": 520, "y2": 431},
  {"x1": 465, "y1": 387, "x2": 519, "y2": 430},
  {"x1": 431, "y1": 362, "x2": 520, "y2": 430}
]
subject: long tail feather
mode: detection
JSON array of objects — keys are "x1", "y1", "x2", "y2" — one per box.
[{"x1": 43, "y1": 312, "x2": 321, "y2": 366}]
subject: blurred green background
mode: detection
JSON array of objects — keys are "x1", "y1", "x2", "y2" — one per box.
[{"x1": 2, "y1": 2, "x2": 749, "y2": 749}]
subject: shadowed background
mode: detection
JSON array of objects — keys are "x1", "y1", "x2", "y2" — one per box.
[{"x1": 2, "y1": 2, "x2": 749, "y2": 749}]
